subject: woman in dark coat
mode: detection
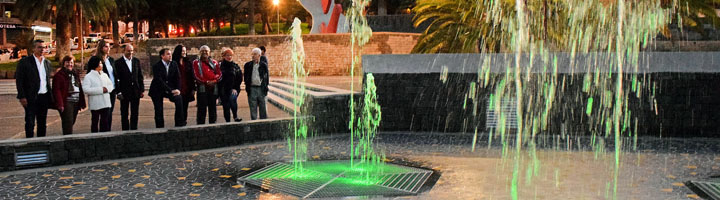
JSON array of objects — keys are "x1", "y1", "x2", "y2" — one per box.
[
  {"x1": 219, "y1": 49, "x2": 243, "y2": 122},
  {"x1": 172, "y1": 45, "x2": 196, "y2": 125},
  {"x1": 52, "y1": 56, "x2": 86, "y2": 135}
]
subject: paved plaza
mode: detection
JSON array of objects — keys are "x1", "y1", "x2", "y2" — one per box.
[
  {"x1": 0, "y1": 79, "x2": 289, "y2": 140},
  {"x1": 0, "y1": 133, "x2": 716, "y2": 199}
]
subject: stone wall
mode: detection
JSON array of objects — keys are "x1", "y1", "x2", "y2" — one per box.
[
  {"x1": 145, "y1": 32, "x2": 420, "y2": 76},
  {"x1": 363, "y1": 53, "x2": 720, "y2": 138},
  {"x1": 0, "y1": 118, "x2": 300, "y2": 172}
]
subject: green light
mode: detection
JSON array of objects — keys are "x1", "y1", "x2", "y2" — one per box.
[{"x1": 288, "y1": 18, "x2": 309, "y2": 172}]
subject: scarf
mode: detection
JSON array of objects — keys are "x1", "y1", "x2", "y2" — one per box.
[{"x1": 196, "y1": 58, "x2": 218, "y2": 95}]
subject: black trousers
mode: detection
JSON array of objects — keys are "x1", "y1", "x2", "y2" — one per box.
[
  {"x1": 108, "y1": 93, "x2": 116, "y2": 128},
  {"x1": 180, "y1": 95, "x2": 193, "y2": 126},
  {"x1": 91, "y1": 108, "x2": 111, "y2": 133},
  {"x1": 151, "y1": 95, "x2": 184, "y2": 128},
  {"x1": 221, "y1": 93, "x2": 239, "y2": 122},
  {"x1": 120, "y1": 97, "x2": 140, "y2": 130},
  {"x1": 24, "y1": 93, "x2": 50, "y2": 138},
  {"x1": 196, "y1": 92, "x2": 217, "y2": 124}
]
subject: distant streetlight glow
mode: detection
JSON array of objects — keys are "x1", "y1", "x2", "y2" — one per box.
[{"x1": 274, "y1": 0, "x2": 280, "y2": 34}]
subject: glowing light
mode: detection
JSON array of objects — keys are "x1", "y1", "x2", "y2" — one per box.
[{"x1": 273, "y1": 0, "x2": 279, "y2": 6}]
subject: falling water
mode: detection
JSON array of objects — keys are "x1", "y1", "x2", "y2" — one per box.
[
  {"x1": 288, "y1": 18, "x2": 309, "y2": 173},
  {"x1": 460, "y1": 0, "x2": 677, "y2": 199},
  {"x1": 347, "y1": 0, "x2": 386, "y2": 181}
]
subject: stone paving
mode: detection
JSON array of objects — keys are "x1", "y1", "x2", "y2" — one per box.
[
  {"x1": 0, "y1": 76, "x2": 360, "y2": 140},
  {"x1": 0, "y1": 132, "x2": 716, "y2": 199},
  {"x1": 0, "y1": 93, "x2": 290, "y2": 140}
]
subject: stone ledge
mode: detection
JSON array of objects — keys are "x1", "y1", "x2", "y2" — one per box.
[{"x1": 0, "y1": 117, "x2": 308, "y2": 172}]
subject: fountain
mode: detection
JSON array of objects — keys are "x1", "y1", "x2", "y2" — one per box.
[
  {"x1": 239, "y1": 0, "x2": 697, "y2": 199},
  {"x1": 238, "y1": 12, "x2": 436, "y2": 197}
]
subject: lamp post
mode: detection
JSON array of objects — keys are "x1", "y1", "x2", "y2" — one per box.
[{"x1": 273, "y1": 0, "x2": 279, "y2": 34}]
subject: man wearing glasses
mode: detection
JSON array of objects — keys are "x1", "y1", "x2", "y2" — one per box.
[{"x1": 15, "y1": 40, "x2": 53, "y2": 138}]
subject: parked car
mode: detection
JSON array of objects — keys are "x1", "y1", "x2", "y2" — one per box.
[
  {"x1": 87, "y1": 33, "x2": 102, "y2": 42},
  {"x1": 122, "y1": 33, "x2": 148, "y2": 43},
  {"x1": 69, "y1": 38, "x2": 79, "y2": 50},
  {"x1": 83, "y1": 37, "x2": 98, "y2": 48}
]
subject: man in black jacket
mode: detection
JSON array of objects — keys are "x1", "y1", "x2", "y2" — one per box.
[
  {"x1": 115, "y1": 44, "x2": 144, "y2": 130},
  {"x1": 244, "y1": 48, "x2": 269, "y2": 120},
  {"x1": 15, "y1": 40, "x2": 53, "y2": 138},
  {"x1": 148, "y1": 48, "x2": 184, "y2": 128},
  {"x1": 259, "y1": 46, "x2": 268, "y2": 64}
]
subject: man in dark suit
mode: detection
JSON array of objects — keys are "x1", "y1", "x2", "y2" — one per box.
[
  {"x1": 115, "y1": 44, "x2": 144, "y2": 130},
  {"x1": 148, "y1": 48, "x2": 184, "y2": 128},
  {"x1": 259, "y1": 46, "x2": 268, "y2": 64},
  {"x1": 15, "y1": 40, "x2": 53, "y2": 138},
  {"x1": 244, "y1": 48, "x2": 269, "y2": 120}
]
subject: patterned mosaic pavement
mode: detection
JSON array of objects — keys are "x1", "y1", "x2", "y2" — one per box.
[{"x1": 0, "y1": 133, "x2": 717, "y2": 199}]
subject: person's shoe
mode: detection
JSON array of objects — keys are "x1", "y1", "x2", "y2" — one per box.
[{"x1": 235, "y1": 118, "x2": 243, "y2": 122}]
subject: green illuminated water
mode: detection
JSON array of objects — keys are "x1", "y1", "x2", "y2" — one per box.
[
  {"x1": 288, "y1": 18, "x2": 309, "y2": 172},
  {"x1": 279, "y1": 0, "x2": 386, "y2": 187},
  {"x1": 460, "y1": 0, "x2": 677, "y2": 199},
  {"x1": 347, "y1": 0, "x2": 386, "y2": 183},
  {"x1": 246, "y1": 160, "x2": 416, "y2": 188}
]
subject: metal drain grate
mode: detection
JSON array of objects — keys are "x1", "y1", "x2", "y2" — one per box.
[
  {"x1": 15, "y1": 151, "x2": 49, "y2": 166},
  {"x1": 238, "y1": 160, "x2": 433, "y2": 198},
  {"x1": 687, "y1": 180, "x2": 720, "y2": 200}
]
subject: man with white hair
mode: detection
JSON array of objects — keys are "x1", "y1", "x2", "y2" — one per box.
[
  {"x1": 243, "y1": 48, "x2": 269, "y2": 120},
  {"x1": 192, "y1": 45, "x2": 222, "y2": 124}
]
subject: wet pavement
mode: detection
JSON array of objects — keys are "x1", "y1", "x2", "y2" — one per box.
[{"x1": 0, "y1": 132, "x2": 716, "y2": 199}]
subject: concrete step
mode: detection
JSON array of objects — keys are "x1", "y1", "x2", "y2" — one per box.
[
  {"x1": 272, "y1": 79, "x2": 353, "y2": 94},
  {"x1": 269, "y1": 81, "x2": 340, "y2": 97},
  {"x1": 266, "y1": 92, "x2": 297, "y2": 113},
  {"x1": 268, "y1": 85, "x2": 299, "y2": 103}
]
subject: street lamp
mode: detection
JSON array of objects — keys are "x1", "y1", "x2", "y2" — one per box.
[{"x1": 273, "y1": 0, "x2": 279, "y2": 34}]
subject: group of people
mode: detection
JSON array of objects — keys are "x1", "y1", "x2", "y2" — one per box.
[{"x1": 15, "y1": 39, "x2": 270, "y2": 138}]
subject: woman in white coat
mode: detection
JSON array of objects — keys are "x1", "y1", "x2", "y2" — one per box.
[{"x1": 83, "y1": 56, "x2": 114, "y2": 132}]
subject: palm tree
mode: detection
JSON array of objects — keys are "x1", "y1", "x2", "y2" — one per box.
[
  {"x1": 248, "y1": 0, "x2": 256, "y2": 35},
  {"x1": 663, "y1": 0, "x2": 720, "y2": 40},
  {"x1": 411, "y1": 0, "x2": 514, "y2": 53},
  {"x1": 412, "y1": 0, "x2": 720, "y2": 53},
  {"x1": 15, "y1": 0, "x2": 116, "y2": 61}
]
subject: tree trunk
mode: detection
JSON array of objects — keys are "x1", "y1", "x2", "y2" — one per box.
[
  {"x1": 248, "y1": 0, "x2": 255, "y2": 35},
  {"x1": 55, "y1": 11, "x2": 71, "y2": 62},
  {"x1": 112, "y1": 12, "x2": 120, "y2": 48},
  {"x1": 77, "y1": 4, "x2": 84, "y2": 50},
  {"x1": 162, "y1": 21, "x2": 169, "y2": 38},
  {"x1": 133, "y1": 9, "x2": 139, "y2": 42},
  {"x1": 215, "y1": 17, "x2": 221, "y2": 33},
  {"x1": 262, "y1": 10, "x2": 272, "y2": 34},
  {"x1": 71, "y1": 10, "x2": 78, "y2": 39},
  {"x1": 148, "y1": 20, "x2": 155, "y2": 38},
  {"x1": 183, "y1": 23, "x2": 190, "y2": 37},
  {"x1": 230, "y1": 12, "x2": 236, "y2": 35},
  {"x1": 206, "y1": 18, "x2": 211, "y2": 32},
  {"x1": 84, "y1": 20, "x2": 91, "y2": 35}
]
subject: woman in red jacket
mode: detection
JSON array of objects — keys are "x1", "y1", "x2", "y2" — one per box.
[{"x1": 52, "y1": 56, "x2": 86, "y2": 135}]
